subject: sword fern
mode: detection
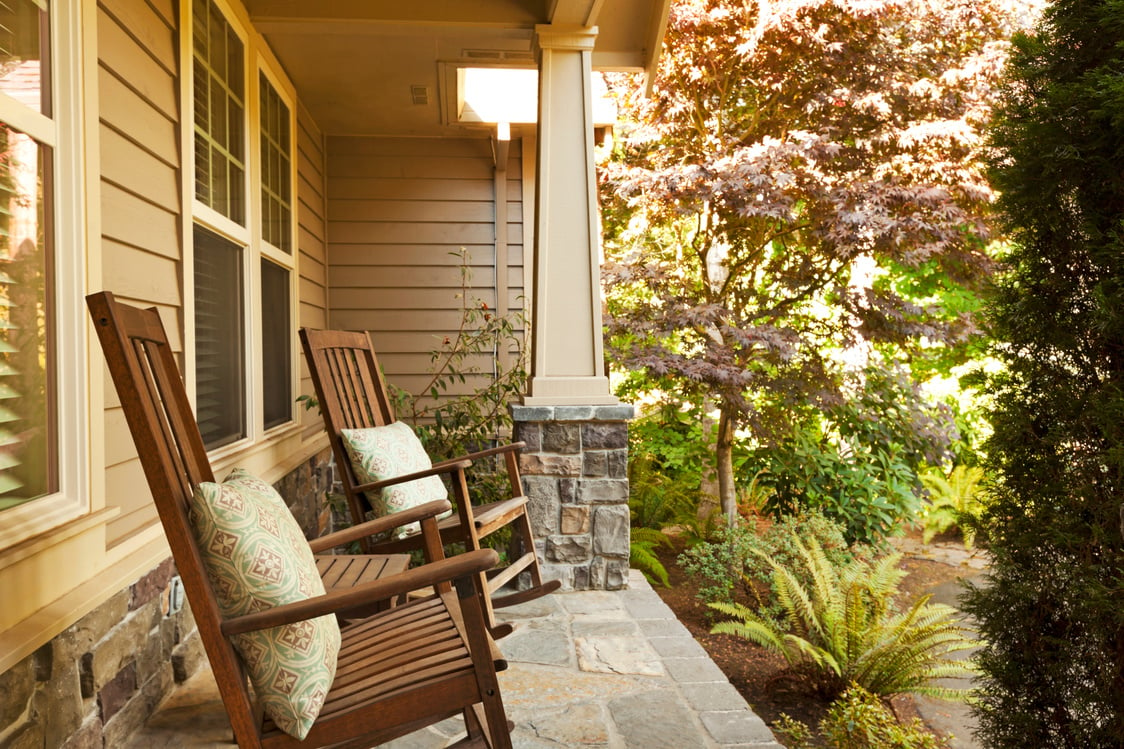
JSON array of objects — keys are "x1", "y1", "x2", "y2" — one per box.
[{"x1": 710, "y1": 533, "x2": 976, "y2": 699}]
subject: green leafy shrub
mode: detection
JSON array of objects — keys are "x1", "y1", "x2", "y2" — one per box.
[
  {"x1": 760, "y1": 433, "x2": 922, "y2": 548},
  {"x1": 774, "y1": 685, "x2": 950, "y2": 748},
  {"x1": 710, "y1": 533, "x2": 976, "y2": 699},
  {"x1": 679, "y1": 510, "x2": 867, "y2": 624},
  {"x1": 919, "y1": 465, "x2": 986, "y2": 547},
  {"x1": 820, "y1": 684, "x2": 949, "y2": 749},
  {"x1": 772, "y1": 714, "x2": 815, "y2": 749}
]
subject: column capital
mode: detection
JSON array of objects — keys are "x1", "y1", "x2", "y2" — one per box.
[{"x1": 534, "y1": 23, "x2": 599, "y2": 54}]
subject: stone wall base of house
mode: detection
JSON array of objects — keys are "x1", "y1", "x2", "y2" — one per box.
[
  {"x1": 0, "y1": 448, "x2": 335, "y2": 749},
  {"x1": 511, "y1": 404, "x2": 635, "y2": 591}
]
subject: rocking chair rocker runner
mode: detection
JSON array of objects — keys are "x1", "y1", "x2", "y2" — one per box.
[
  {"x1": 87, "y1": 291, "x2": 513, "y2": 749},
  {"x1": 300, "y1": 327, "x2": 561, "y2": 634}
]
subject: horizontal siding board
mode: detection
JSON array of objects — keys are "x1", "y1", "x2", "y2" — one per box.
[
  {"x1": 149, "y1": 0, "x2": 175, "y2": 25},
  {"x1": 98, "y1": 66, "x2": 178, "y2": 165},
  {"x1": 299, "y1": 276, "x2": 326, "y2": 309},
  {"x1": 98, "y1": 0, "x2": 176, "y2": 71},
  {"x1": 100, "y1": 125, "x2": 179, "y2": 211},
  {"x1": 101, "y1": 182, "x2": 179, "y2": 257},
  {"x1": 297, "y1": 200, "x2": 325, "y2": 239},
  {"x1": 329, "y1": 244, "x2": 494, "y2": 266},
  {"x1": 297, "y1": 147, "x2": 324, "y2": 186},
  {"x1": 328, "y1": 200, "x2": 496, "y2": 223},
  {"x1": 103, "y1": 407, "x2": 138, "y2": 466},
  {"x1": 382, "y1": 373, "x2": 497, "y2": 396},
  {"x1": 329, "y1": 309, "x2": 466, "y2": 331},
  {"x1": 327, "y1": 155, "x2": 495, "y2": 181},
  {"x1": 102, "y1": 242, "x2": 181, "y2": 305},
  {"x1": 328, "y1": 178, "x2": 496, "y2": 202},
  {"x1": 328, "y1": 222, "x2": 495, "y2": 245},
  {"x1": 328, "y1": 265, "x2": 488, "y2": 288},
  {"x1": 330, "y1": 287, "x2": 496, "y2": 310},
  {"x1": 105, "y1": 461, "x2": 157, "y2": 547},
  {"x1": 97, "y1": 7, "x2": 177, "y2": 116},
  {"x1": 299, "y1": 301, "x2": 327, "y2": 329},
  {"x1": 328, "y1": 137, "x2": 492, "y2": 159},
  {"x1": 300, "y1": 252, "x2": 326, "y2": 286}
]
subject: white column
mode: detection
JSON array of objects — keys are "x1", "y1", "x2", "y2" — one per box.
[{"x1": 523, "y1": 23, "x2": 617, "y2": 406}]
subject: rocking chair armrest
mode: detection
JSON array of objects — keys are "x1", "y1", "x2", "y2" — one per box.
[
  {"x1": 220, "y1": 548, "x2": 500, "y2": 636},
  {"x1": 352, "y1": 459, "x2": 473, "y2": 493},
  {"x1": 307, "y1": 499, "x2": 451, "y2": 552},
  {"x1": 431, "y1": 441, "x2": 526, "y2": 469}
]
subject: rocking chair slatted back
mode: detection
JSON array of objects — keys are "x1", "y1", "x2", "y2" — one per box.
[
  {"x1": 321, "y1": 332, "x2": 394, "y2": 429},
  {"x1": 88, "y1": 292, "x2": 513, "y2": 749},
  {"x1": 86, "y1": 292, "x2": 259, "y2": 741},
  {"x1": 300, "y1": 326, "x2": 561, "y2": 636}
]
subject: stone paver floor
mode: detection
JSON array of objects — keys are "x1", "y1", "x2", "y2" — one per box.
[{"x1": 127, "y1": 570, "x2": 782, "y2": 749}]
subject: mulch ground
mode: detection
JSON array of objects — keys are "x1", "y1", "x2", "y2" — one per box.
[{"x1": 650, "y1": 531, "x2": 966, "y2": 747}]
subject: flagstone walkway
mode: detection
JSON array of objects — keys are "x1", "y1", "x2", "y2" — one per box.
[{"x1": 126, "y1": 570, "x2": 783, "y2": 748}]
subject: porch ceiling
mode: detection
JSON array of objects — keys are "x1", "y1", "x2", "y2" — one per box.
[{"x1": 245, "y1": 0, "x2": 671, "y2": 137}]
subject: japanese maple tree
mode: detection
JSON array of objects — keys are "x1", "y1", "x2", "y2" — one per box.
[{"x1": 602, "y1": 0, "x2": 1031, "y2": 521}]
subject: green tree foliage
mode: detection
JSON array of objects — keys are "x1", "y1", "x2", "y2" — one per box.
[
  {"x1": 710, "y1": 534, "x2": 976, "y2": 700},
  {"x1": 961, "y1": 0, "x2": 1124, "y2": 743},
  {"x1": 602, "y1": 0, "x2": 1029, "y2": 521}
]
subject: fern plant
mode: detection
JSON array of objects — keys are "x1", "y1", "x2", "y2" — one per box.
[
  {"x1": 919, "y1": 465, "x2": 986, "y2": 547},
  {"x1": 628, "y1": 452, "x2": 698, "y2": 531},
  {"x1": 630, "y1": 527, "x2": 672, "y2": 587},
  {"x1": 710, "y1": 533, "x2": 976, "y2": 699}
]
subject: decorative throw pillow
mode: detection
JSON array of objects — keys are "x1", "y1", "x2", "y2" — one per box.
[
  {"x1": 340, "y1": 422, "x2": 450, "y2": 538},
  {"x1": 189, "y1": 468, "x2": 340, "y2": 740}
]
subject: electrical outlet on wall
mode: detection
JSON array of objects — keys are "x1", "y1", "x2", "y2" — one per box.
[{"x1": 163, "y1": 575, "x2": 185, "y2": 616}]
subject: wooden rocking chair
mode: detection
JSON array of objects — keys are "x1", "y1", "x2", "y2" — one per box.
[
  {"x1": 87, "y1": 291, "x2": 512, "y2": 749},
  {"x1": 300, "y1": 328, "x2": 560, "y2": 635}
]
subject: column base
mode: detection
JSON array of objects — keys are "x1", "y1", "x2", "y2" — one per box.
[{"x1": 511, "y1": 403, "x2": 635, "y2": 591}]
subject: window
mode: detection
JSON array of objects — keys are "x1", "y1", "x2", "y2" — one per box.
[
  {"x1": 259, "y1": 73, "x2": 290, "y2": 254},
  {"x1": 190, "y1": 0, "x2": 295, "y2": 452},
  {"x1": 260, "y1": 259, "x2": 289, "y2": 430},
  {"x1": 192, "y1": 0, "x2": 244, "y2": 224},
  {"x1": 194, "y1": 226, "x2": 244, "y2": 448},
  {"x1": 0, "y1": 0, "x2": 57, "y2": 512}
]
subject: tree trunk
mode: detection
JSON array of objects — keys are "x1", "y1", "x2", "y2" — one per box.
[
  {"x1": 697, "y1": 400, "x2": 720, "y2": 523},
  {"x1": 716, "y1": 407, "x2": 737, "y2": 525}
]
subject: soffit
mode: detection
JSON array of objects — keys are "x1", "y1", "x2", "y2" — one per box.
[{"x1": 245, "y1": 0, "x2": 670, "y2": 137}]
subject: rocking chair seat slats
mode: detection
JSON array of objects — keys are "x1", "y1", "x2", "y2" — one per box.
[
  {"x1": 262, "y1": 592, "x2": 496, "y2": 747},
  {"x1": 86, "y1": 291, "x2": 513, "y2": 749}
]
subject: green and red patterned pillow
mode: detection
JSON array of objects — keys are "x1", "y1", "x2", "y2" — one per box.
[
  {"x1": 189, "y1": 468, "x2": 340, "y2": 740},
  {"x1": 340, "y1": 422, "x2": 450, "y2": 538}
]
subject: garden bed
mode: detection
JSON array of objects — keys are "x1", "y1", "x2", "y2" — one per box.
[{"x1": 651, "y1": 532, "x2": 973, "y2": 747}]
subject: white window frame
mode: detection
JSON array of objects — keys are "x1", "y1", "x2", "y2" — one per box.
[
  {"x1": 254, "y1": 62, "x2": 298, "y2": 437},
  {"x1": 183, "y1": 0, "x2": 298, "y2": 461},
  {"x1": 0, "y1": 0, "x2": 88, "y2": 548}
]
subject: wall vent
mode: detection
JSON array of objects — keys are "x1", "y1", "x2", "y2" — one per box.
[{"x1": 462, "y1": 49, "x2": 534, "y2": 62}]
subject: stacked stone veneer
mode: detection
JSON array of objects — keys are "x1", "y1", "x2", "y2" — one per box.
[
  {"x1": 511, "y1": 404, "x2": 635, "y2": 591},
  {"x1": 0, "y1": 449, "x2": 335, "y2": 749},
  {"x1": 0, "y1": 558, "x2": 204, "y2": 749}
]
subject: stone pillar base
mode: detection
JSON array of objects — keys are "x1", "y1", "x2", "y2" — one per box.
[{"x1": 511, "y1": 403, "x2": 635, "y2": 590}]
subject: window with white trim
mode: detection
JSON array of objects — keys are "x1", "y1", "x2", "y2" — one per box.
[
  {"x1": 0, "y1": 0, "x2": 85, "y2": 537},
  {"x1": 190, "y1": 0, "x2": 295, "y2": 452}
]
